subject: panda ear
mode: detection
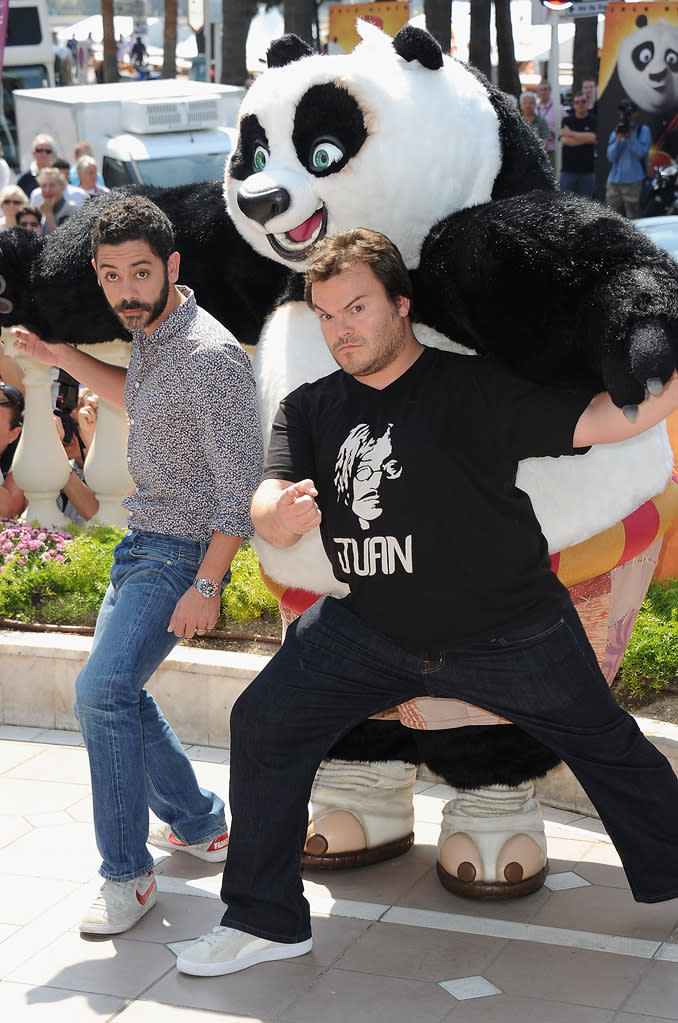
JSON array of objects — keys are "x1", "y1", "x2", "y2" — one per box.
[
  {"x1": 392, "y1": 25, "x2": 443, "y2": 70},
  {"x1": 267, "y1": 34, "x2": 313, "y2": 69},
  {"x1": 636, "y1": 13, "x2": 648, "y2": 27}
]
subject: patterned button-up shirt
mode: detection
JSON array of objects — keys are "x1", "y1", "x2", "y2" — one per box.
[{"x1": 123, "y1": 286, "x2": 263, "y2": 542}]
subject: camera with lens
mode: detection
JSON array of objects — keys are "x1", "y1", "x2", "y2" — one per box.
[
  {"x1": 54, "y1": 368, "x2": 80, "y2": 413},
  {"x1": 616, "y1": 98, "x2": 635, "y2": 135}
]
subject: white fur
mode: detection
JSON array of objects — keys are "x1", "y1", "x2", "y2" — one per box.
[{"x1": 226, "y1": 22, "x2": 501, "y2": 269}]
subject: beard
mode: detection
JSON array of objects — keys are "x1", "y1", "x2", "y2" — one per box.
[
  {"x1": 113, "y1": 270, "x2": 170, "y2": 332},
  {"x1": 331, "y1": 324, "x2": 404, "y2": 378}
]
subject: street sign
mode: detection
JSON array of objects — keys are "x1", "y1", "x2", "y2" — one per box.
[
  {"x1": 539, "y1": 0, "x2": 608, "y2": 15},
  {"x1": 564, "y1": 1, "x2": 608, "y2": 16}
]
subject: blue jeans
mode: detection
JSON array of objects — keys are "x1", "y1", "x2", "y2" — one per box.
[
  {"x1": 220, "y1": 596, "x2": 678, "y2": 943},
  {"x1": 75, "y1": 530, "x2": 226, "y2": 881},
  {"x1": 560, "y1": 170, "x2": 596, "y2": 198}
]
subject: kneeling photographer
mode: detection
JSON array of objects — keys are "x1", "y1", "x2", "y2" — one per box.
[{"x1": 605, "y1": 98, "x2": 651, "y2": 219}]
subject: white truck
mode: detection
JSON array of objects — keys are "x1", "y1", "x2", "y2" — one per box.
[{"x1": 13, "y1": 79, "x2": 244, "y2": 188}]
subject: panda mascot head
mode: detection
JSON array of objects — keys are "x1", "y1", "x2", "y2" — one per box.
[
  {"x1": 226, "y1": 21, "x2": 553, "y2": 271},
  {"x1": 617, "y1": 15, "x2": 678, "y2": 116}
]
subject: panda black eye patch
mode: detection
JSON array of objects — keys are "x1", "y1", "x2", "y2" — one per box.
[
  {"x1": 632, "y1": 41, "x2": 654, "y2": 70},
  {"x1": 230, "y1": 114, "x2": 270, "y2": 181},
  {"x1": 292, "y1": 83, "x2": 367, "y2": 176}
]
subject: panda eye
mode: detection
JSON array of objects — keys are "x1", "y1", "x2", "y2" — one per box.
[
  {"x1": 632, "y1": 41, "x2": 654, "y2": 70},
  {"x1": 666, "y1": 48, "x2": 678, "y2": 70},
  {"x1": 309, "y1": 139, "x2": 345, "y2": 174},
  {"x1": 253, "y1": 145, "x2": 269, "y2": 172}
]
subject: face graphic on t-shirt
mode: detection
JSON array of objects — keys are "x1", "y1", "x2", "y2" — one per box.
[{"x1": 334, "y1": 422, "x2": 402, "y2": 530}]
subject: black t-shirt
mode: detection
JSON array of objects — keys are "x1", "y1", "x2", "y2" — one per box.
[
  {"x1": 561, "y1": 113, "x2": 596, "y2": 174},
  {"x1": 264, "y1": 347, "x2": 594, "y2": 653}
]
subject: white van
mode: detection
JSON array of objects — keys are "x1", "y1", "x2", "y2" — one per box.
[{"x1": 1, "y1": 0, "x2": 54, "y2": 171}]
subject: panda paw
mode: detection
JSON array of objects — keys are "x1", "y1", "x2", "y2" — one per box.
[{"x1": 602, "y1": 317, "x2": 678, "y2": 411}]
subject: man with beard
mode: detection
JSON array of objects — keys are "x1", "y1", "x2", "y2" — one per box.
[{"x1": 12, "y1": 196, "x2": 263, "y2": 936}]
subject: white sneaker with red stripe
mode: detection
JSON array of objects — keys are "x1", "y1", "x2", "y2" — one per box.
[
  {"x1": 78, "y1": 871, "x2": 158, "y2": 935},
  {"x1": 148, "y1": 822, "x2": 229, "y2": 862}
]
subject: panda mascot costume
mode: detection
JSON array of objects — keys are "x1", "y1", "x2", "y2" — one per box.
[
  {"x1": 3, "y1": 21, "x2": 678, "y2": 898},
  {"x1": 223, "y1": 21, "x2": 678, "y2": 897}
]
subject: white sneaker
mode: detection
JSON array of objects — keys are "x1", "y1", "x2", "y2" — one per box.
[
  {"x1": 176, "y1": 925, "x2": 313, "y2": 976},
  {"x1": 78, "y1": 872, "x2": 158, "y2": 935},
  {"x1": 147, "y1": 822, "x2": 229, "y2": 862}
]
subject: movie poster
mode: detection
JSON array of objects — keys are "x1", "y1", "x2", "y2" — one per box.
[
  {"x1": 597, "y1": 2, "x2": 678, "y2": 196},
  {"x1": 327, "y1": 3, "x2": 411, "y2": 54}
]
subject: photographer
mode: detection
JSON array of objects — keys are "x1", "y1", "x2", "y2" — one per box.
[{"x1": 606, "y1": 99, "x2": 651, "y2": 219}]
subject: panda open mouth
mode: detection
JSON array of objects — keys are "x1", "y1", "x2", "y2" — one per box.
[{"x1": 267, "y1": 206, "x2": 328, "y2": 262}]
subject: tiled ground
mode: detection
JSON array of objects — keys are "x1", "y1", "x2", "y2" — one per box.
[{"x1": 1, "y1": 724, "x2": 677, "y2": 1022}]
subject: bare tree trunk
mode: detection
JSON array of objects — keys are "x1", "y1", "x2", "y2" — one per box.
[
  {"x1": 424, "y1": 0, "x2": 451, "y2": 54},
  {"x1": 285, "y1": 0, "x2": 314, "y2": 45},
  {"x1": 469, "y1": 0, "x2": 491, "y2": 79},
  {"x1": 494, "y1": 0, "x2": 520, "y2": 98},
  {"x1": 101, "y1": 0, "x2": 118, "y2": 83},
  {"x1": 162, "y1": 0, "x2": 178, "y2": 79},
  {"x1": 221, "y1": 0, "x2": 258, "y2": 86},
  {"x1": 572, "y1": 17, "x2": 598, "y2": 93}
]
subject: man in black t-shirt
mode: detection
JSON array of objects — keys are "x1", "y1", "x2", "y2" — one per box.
[
  {"x1": 560, "y1": 91, "x2": 597, "y2": 198},
  {"x1": 178, "y1": 228, "x2": 678, "y2": 980}
]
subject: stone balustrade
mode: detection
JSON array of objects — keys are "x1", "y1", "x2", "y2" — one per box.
[{"x1": 3, "y1": 332, "x2": 133, "y2": 528}]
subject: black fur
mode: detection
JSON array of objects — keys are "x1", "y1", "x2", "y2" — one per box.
[
  {"x1": 392, "y1": 25, "x2": 444, "y2": 70},
  {"x1": 267, "y1": 33, "x2": 313, "y2": 69},
  {"x1": 17, "y1": 183, "x2": 290, "y2": 346},
  {"x1": 327, "y1": 718, "x2": 560, "y2": 788},
  {"x1": 412, "y1": 189, "x2": 678, "y2": 406}
]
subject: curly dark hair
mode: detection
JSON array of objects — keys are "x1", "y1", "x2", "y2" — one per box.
[
  {"x1": 304, "y1": 228, "x2": 412, "y2": 310},
  {"x1": 90, "y1": 195, "x2": 175, "y2": 263}
]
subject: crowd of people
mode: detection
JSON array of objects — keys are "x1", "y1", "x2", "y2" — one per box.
[
  {"x1": 519, "y1": 76, "x2": 651, "y2": 216},
  {"x1": 8, "y1": 133, "x2": 109, "y2": 235}
]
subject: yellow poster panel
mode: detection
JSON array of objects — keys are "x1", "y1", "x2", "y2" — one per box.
[
  {"x1": 599, "y1": 3, "x2": 678, "y2": 104},
  {"x1": 328, "y1": 3, "x2": 411, "y2": 54},
  {"x1": 598, "y1": 3, "x2": 678, "y2": 176}
]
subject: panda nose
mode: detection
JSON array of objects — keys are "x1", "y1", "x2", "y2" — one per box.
[{"x1": 237, "y1": 185, "x2": 291, "y2": 226}]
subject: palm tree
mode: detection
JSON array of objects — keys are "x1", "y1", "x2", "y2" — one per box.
[
  {"x1": 572, "y1": 17, "x2": 598, "y2": 94},
  {"x1": 424, "y1": 0, "x2": 451, "y2": 54},
  {"x1": 101, "y1": 0, "x2": 118, "y2": 83},
  {"x1": 494, "y1": 0, "x2": 520, "y2": 98},
  {"x1": 285, "y1": 0, "x2": 314, "y2": 45},
  {"x1": 221, "y1": 0, "x2": 258, "y2": 85},
  {"x1": 162, "y1": 0, "x2": 178, "y2": 79},
  {"x1": 469, "y1": 0, "x2": 491, "y2": 79}
]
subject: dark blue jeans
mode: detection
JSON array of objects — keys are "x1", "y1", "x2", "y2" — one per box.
[
  {"x1": 75, "y1": 531, "x2": 227, "y2": 881},
  {"x1": 220, "y1": 597, "x2": 678, "y2": 942}
]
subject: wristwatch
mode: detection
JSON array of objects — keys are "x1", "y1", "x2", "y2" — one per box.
[{"x1": 192, "y1": 577, "x2": 219, "y2": 599}]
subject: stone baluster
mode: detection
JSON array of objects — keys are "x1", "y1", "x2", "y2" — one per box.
[
  {"x1": 9, "y1": 346, "x2": 70, "y2": 526},
  {"x1": 71, "y1": 340, "x2": 133, "y2": 530},
  {"x1": 6, "y1": 335, "x2": 133, "y2": 529}
]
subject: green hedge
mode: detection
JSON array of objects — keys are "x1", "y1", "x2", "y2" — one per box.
[
  {"x1": 0, "y1": 520, "x2": 279, "y2": 627},
  {"x1": 616, "y1": 578, "x2": 678, "y2": 700}
]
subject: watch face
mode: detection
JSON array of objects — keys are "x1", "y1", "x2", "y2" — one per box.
[{"x1": 195, "y1": 578, "x2": 218, "y2": 598}]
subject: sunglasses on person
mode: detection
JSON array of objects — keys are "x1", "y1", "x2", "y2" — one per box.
[
  {"x1": 0, "y1": 382, "x2": 24, "y2": 410},
  {"x1": 573, "y1": 99, "x2": 588, "y2": 104},
  {"x1": 2, "y1": 199, "x2": 23, "y2": 205},
  {"x1": 34, "y1": 147, "x2": 53, "y2": 154}
]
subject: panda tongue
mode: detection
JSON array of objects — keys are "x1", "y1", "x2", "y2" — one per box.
[{"x1": 287, "y1": 211, "x2": 323, "y2": 243}]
